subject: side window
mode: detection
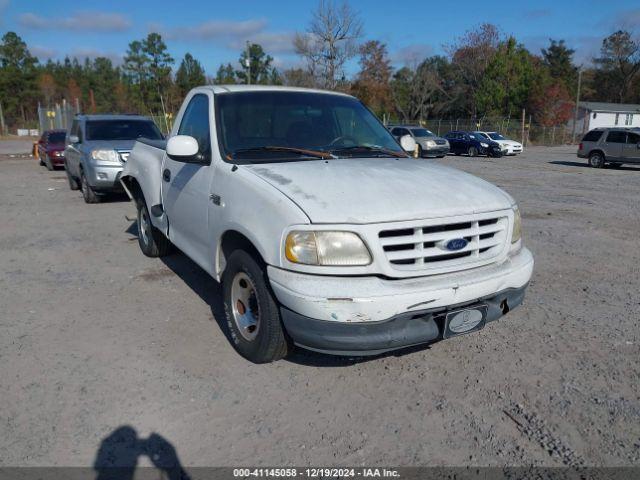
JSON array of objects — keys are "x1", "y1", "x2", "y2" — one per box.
[
  {"x1": 582, "y1": 130, "x2": 603, "y2": 142},
  {"x1": 627, "y1": 132, "x2": 639, "y2": 144},
  {"x1": 178, "y1": 94, "x2": 211, "y2": 161},
  {"x1": 606, "y1": 131, "x2": 626, "y2": 143}
]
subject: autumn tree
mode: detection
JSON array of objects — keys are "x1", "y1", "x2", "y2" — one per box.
[
  {"x1": 351, "y1": 40, "x2": 392, "y2": 116},
  {"x1": 593, "y1": 30, "x2": 640, "y2": 102},
  {"x1": 529, "y1": 81, "x2": 573, "y2": 127}
]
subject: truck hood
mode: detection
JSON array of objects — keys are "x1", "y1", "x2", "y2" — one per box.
[{"x1": 243, "y1": 158, "x2": 514, "y2": 224}]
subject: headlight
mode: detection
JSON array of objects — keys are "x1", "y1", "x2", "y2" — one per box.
[
  {"x1": 285, "y1": 231, "x2": 371, "y2": 266},
  {"x1": 53, "y1": 151, "x2": 63, "y2": 157},
  {"x1": 512, "y1": 206, "x2": 522, "y2": 244},
  {"x1": 425, "y1": 140, "x2": 436, "y2": 147},
  {"x1": 480, "y1": 142, "x2": 489, "y2": 148},
  {"x1": 91, "y1": 149, "x2": 120, "y2": 164}
]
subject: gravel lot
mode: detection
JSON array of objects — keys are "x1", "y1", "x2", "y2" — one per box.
[{"x1": 1, "y1": 145, "x2": 639, "y2": 469}]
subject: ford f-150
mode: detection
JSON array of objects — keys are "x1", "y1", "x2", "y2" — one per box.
[{"x1": 120, "y1": 85, "x2": 534, "y2": 363}]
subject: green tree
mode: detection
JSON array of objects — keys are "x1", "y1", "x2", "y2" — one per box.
[
  {"x1": 175, "y1": 53, "x2": 206, "y2": 96},
  {"x1": 214, "y1": 63, "x2": 236, "y2": 84},
  {"x1": 475, "y1": 37, "x2": 535, "y2": 117},
  {"x1": 0, "y1": 32, "x2": 39, "y2": 126},
  {"x1": 123, "y1": 33, "x2": 174, "y2": 112},
  {"x1": 541, "y1": 39, "x2": 577, "y2": 94},
  {"x1": 236, "y1": 43, "x2": 275, "y2": 85}
]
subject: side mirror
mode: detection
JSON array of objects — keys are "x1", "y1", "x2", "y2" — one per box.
[
  {"x1": 68, "y1": 135, "x2": 79, "y2": 144},
  {"x1": 400, "y1": 134, "x2": 417, "y2": 153},
  {"x1": 166, "y1": 135, "x2": 201, "y2": 162}
]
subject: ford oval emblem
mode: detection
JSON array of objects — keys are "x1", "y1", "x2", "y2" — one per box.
[{"x1": 446, "y1": 238, "x2": 468, "y2": 251}]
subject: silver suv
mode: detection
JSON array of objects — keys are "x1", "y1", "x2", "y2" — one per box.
[
  {"x1": 388, "y1": 125, "x2": 450, "y2": 158},
  {"x1": 577, "y1": 127, "x2": 640, "y2": 168}
]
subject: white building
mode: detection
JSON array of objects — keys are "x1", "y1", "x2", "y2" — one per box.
[{"x1": 575, "y1": 101, "x2": 640, "y2": 132}]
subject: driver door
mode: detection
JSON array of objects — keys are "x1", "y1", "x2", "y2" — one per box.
[{"x1": 162, "y1": 93, "x2": 215, "y2": 270}]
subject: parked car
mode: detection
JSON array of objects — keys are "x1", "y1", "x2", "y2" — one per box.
[
  {"x1": 388, "y1": 125, "x2": 449, "y2": 157},
  {"x1": 577, "y1": 127, "x2": 640, "y2": 168},
  {"x1": 444, "y1": 131, "x2": 504, "y2": 157},
  {"x1": 64, "y1": 114, "x2": 164, "y2": 203},
  {"x1": 37, "y1": 129, "x2": 67, "y2": 170},
  {"x1": 475, "y1": 131, "x2": 523, "y2": 155},
  {"x1": 121, "y1": 86, "x2": 533, "y2": 363}
]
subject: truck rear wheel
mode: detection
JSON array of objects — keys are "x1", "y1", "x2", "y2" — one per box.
[
  {"x1": 136, "y1": 199, "x2": 172, "y2": 257},
  {"x1": 588, "y1": 152, "x2": 604, "y2": 168},
  {"x1": 222, "y1": 250, "x2": 289, "y2": 363}
]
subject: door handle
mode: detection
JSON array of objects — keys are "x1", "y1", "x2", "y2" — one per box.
[{"x1": 163, "y1": 169, "x2": 171, "y2": 182}]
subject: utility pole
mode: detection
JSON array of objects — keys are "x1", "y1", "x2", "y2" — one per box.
[
  {"x1": 245, "y1": 41, "x2": 251, "y2": 85},
  {"x1": 572, "y1": 67, "x2": 583, "y2": 144},
  {"x1": 521, "y1": 108, "x2": 525, "y2": 146},
  {"x1": 0, "y1": 101, "x2": 6, "y2": 136}
]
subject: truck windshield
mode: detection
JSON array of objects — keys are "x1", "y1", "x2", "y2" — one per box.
[
  {"x1": 215, "y1": 91, "x2": 404, "y2": 162},
  {"x1": 85, "y1": 120, "x2": 163, "y2": 141},
  {"x1": 48, "y1": 132, "x2": 66, "y2": 143},
  {"x1": 488, "y1": 132, "x2": 505, "y2": 140},
  {"x1": 410, "y1": 128, "x2": 434, "y2": 137}
]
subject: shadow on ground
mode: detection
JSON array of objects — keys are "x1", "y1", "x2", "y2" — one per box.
[
  {"x1": 549, "y1": 160, "x2": 640, "y2": 171},
  {"x1": 126, "y1": 221, "x2": 432, "y2": 367},
  {"x1": 94, "y1": 426, "x2": 190, "y2": 480}
]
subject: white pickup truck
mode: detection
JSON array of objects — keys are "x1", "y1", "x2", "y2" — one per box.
[{"x1": 121, "y1": 85, "x2": 533, "y2": 363}]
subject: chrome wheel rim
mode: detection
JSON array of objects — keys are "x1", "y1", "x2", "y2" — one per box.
[
  {"x1": 138, "y1": 207, "x2": 150, "y2": 246},
  {"x1": 590, "y1": 154, "x2": 601, "y2": 167},
  {"x1": 230, "y1": 272, "x2": 260, "y2": 341}
]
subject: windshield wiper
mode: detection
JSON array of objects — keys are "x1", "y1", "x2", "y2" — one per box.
[
  {"x1": 230, "y1": 146, "x2": 334, "y2": 160},
  {"x1": 330, "y1": 145, "x2": 407, "y2": 158}
]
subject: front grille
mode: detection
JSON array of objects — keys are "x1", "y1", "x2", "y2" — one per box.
[
  {"x1": 378, "y1": 215, "x2": 509, "y2": 272},
  {"x1": 435, "y1": 139, "x2": 447, "y2": 145}
]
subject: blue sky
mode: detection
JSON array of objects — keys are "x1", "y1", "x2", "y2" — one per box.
[{"x1": 0, "y1": 0, "x2": 638, "y2": 75}]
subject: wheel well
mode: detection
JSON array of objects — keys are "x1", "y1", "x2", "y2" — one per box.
[
  {"x1": 589, "y1": 149, "x2": 605, "y2": 159},
  {"x1": 219, "y1": 231, "x2": 264, "y2": 277},
  {"x1": 121, "y1": 176, "x2": 143, "y2": 202}
]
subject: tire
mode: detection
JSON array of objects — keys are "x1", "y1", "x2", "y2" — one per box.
[
  {"x1": 45, "y1": 155, "x2": 53, "y2": 171},
  {"x1": 468, "y1": 146, "x2": 478, "y2": 157},
  {"x1": 65, "y1": 164, "x2": 80, "y2": 190},
  {"x1": 222, "y1": 250, "x2": 290, "y2": 363},
  {"x1": 39, "y1": 155, "x2": 44, "y2": 166},
  {"x1": 417, "y1": 145, "x2": 423, "y2": 158},
  {"x1": 588, "y1": 151, "x2": 604, "y2": 168},
  {"x1": 136, "y1": 199, "x2": 172, "y2": 257},
  {"x1": 80, "y1": 170, "x2": 101, "y2": 203}
]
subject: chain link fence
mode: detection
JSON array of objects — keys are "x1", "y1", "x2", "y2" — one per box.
[
  {"x1": 396, "y1": 118, "x2": 574, "y2": 147},
  {"x1": 37, "y1": 102, "x2": 77, "y2": 133}
]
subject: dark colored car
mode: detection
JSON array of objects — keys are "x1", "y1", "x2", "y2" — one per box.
[
  {"x1": 37, "y1": 129, "x2": 67, "y2": 170},
  {"x1": 444, "y1": 130, "x2": 503, "y2": 158}
]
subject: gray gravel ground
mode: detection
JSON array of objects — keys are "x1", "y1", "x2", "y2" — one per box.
[{"x1": 1, "y1": 145, "x2": 639, "y2": 468}]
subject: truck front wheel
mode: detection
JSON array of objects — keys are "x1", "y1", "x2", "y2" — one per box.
[
  {"x1": 222, "y1": 250, "x2": 289, "y2": 363},
  {"x1": 136, "y1": 199, "x2": 172, "y2": 257}
]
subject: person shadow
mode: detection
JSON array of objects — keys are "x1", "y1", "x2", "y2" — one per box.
[{"x1": 94, "y1": 425, "x2": 190, "y2": 480}]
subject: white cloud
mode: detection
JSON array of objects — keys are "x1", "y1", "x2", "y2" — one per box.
[
  {"x1": 19, "y1": 11, "x2": 131, "y2": 32},
  {"x1": 160, "y1": 19, "x2": 267, "y2": 41},
  {"x1": 30, "y1": 45, "x2": 58, "y2": 60},
  {"x1": 70, "y1": 48, "x2": 124, "y2": 64}
]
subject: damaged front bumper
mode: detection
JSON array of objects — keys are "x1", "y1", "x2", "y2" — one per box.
[{"x1": 268, "y1": 247, "x2": 533, "y2": 355}]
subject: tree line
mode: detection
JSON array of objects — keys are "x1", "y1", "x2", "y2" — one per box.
[{"x1": 0, "y1": 0, "x2": 639, "y2": 131}]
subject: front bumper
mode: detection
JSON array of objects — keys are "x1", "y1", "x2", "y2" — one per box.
[
  {"x1": 269, "y1": 247, "x2": 533, "y2": 355},
  {"x1": 281, "y1": 284, "x2": 527, "y2": 355},
  {"x1": 85, "y1": 163, "x2": 124, "y2": 192},
  {"x1": 421, "y1": 145, "x2": 450, "y2": 157}
]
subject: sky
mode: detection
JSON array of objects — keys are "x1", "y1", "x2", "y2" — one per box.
[{"x1": 0, "y1": 0, "x2": 638, "y2": 75}]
